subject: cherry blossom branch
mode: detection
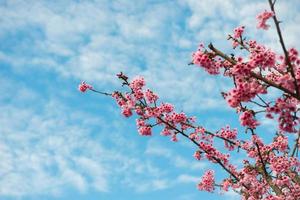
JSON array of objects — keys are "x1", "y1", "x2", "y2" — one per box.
[
  {"x1": 208, "y1": 43, "x2": 300, "y2": 100},
  {"x1": 89, "y1": 75, "x2": 249, "y2": 191},
  {"x1": 157, "y1": 116, "x2": 248, "y2": 189},
  {"x1": 268, "y1": 0, "x2": 300, "y2": 98},
  {"x1": 253, "y1": 138, "x2": 283, "y2": 195},
  {"x1": 248, "y1": 128, "x2": 283, "y2": 195},
  {"x1": 181, "y1": 122, "x2": 243, "y2": 148},
  {"x1": 132, "y1": 94, "x2": 246, "y2": 188}
]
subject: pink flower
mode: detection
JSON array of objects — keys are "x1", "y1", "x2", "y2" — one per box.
[
  {"x1": 239, "y1": 110, "x2": 260, "y2": 129},
  {"x1": 222, "y1": 179, "x2": 231, "y2": 192},
  {"x1": 193, "y1": 151, "x2": 201, "y2": 160},
  {"x1": 145, "y1": 89, "x2": 159, "y2": 103},
  {"x1": 219, "y1": 125, "x2": 237, "y2": 150},
  {"x1": 161, "y1": 128, "x2": 172, "y2": 136},
  {"x1": 248, "y1": 40, "x2": 276, "y2": 69},
  {"x1": 78, "y1": 81, "x2": 93, "y2": 92},
  {"x1": 159, "y1": 103, "x2": 174, "y2": 113},
  {"x1": 138, "y1": 125, "x2": 152, "y2": 136},
  {"x1": 272, "y1": 135, "x2": 288, "y2": 152},
  {"x1": 130, "y1": 77, "x2": 145, "y2": 91},
  {"x1": 233, "y1": 26, "x2": 245, "y2": 39},
  {"x1": 197, "y1": 170, "x2": 215, "y2": 192},
  {"x1": 136, "y1": 118, "x2": 146, "y2": 127},
  {"x1": 171, "y1": 134, "x2": 178, "y2": 142},
  {"x1": 192, "y1": 50, "x2": 221, "y2": 75},
  {"x1": 121, "y1": 106, "x2": 133, "y2": 117},
  {"x1": 256, "y1": 10, "x2": 274, "y2": 30}
]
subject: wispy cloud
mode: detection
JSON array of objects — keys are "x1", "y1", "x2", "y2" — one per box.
[
  {"x1": 145, "y1": 139, "x2": 207, "y2": 170},
  {"x1": 0, "y1": 0, "x2": 299, "y2": 199},
  {"x1": 0, "y1": 84, "x2": 177, "y2": 196}
]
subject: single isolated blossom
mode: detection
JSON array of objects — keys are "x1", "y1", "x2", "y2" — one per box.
[
  {"x1": 78, "y1": 81, "x2": 93, "y2": 92},
  {"x1": 256, "y1": 10, "x2": 274, "y2": 30}
]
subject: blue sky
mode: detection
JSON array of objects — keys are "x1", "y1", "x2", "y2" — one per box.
[{"x1": 0, "y1": 0, "x2": 299, "y2": 200}]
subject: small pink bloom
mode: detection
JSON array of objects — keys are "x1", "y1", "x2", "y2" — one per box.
[
  {"x1": 78, "y1": 81, "x2": 93, "y2": 92},
  {"x1": 192, "y1": 50, "x2": 221, "y2": 75},
  {"x1": 138, "y1": 125, "x2": 152, "y2": 136},
  {"x1": 256, "y1": 10, "x2": 274, "y2": 30},
  {"x1": 121, "y1": 106, "x2": 133, "y2": 117},
  {"x1": 222, "y1": 179, "x2": 231, "y2": 192},
  {"x1": 193, "y1": 151, "x2": 201, "y2": 160},
  {"x1": 145, "y1": 89, "x2": 159, "y2": 103},
  {"x1": 161, "y1": 128, "x2": 172, "y2": 136},
  {"x1": 197, "y1": 170, "x2": 215, "y2": 192},
  {"x1": 233, "y1": 26, "x2": 245, "y2": 39},
  {"x1": 171, "y1": 134, "x2": 178, "y2": 142},
  {"x1": 239, "y1": 110, "x2": 259, "y2": 129}
]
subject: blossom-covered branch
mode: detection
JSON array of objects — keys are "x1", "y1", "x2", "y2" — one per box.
[{"x1": 79, "y1": 0, "x2": 300, "y2": 199}]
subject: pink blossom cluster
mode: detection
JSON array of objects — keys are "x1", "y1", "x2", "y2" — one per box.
[
  {"x1": 197, "y1": 170, "x2": 215, "y2": 192},
  {"x1": 111, "y1": 76, "x2": 193, "y2": 140},
  {"x1": 189, "y1": 126, "x2": 208, "y2": 141},
  {"x1": 218, "y1": 125, "x2": 238, "y2": 150},
  {"x1": 269, "y1": 155, "x2": 292, "y2": 174},
  {"x1": 199, "y1": 142, "x2": 230, "y2": 165},
  {"x1": 272, "y1": 135, "x2": 288, "y2": 152},
  {"x1": 145, "y1": 89, "x2": 158, "y2": 103},
  {"x1": 288, "y1": 48, "x2": 300, "y2": 66},
  {"x1": 130, "y1": 76, "x2": 146, "y2": 99},
  {"x1": 266, "y1": 97, "x2": 298, "y2": 133},
  {"x1": 232, "y1": 26, "x2": 245, "y2": 48},
  {"x1": 193, "y1": 151, "x2": 201, "y2": 160},
  {"x1": 233, "y1": 26, "x2": 245, "y2": 39},
  {"x1": 78, "y1": 81, "x2": 93, "y2": 92},
  {"x1": 192, "y1": 48, "x2": 221, "y2": 75},
  {"x1": 256, "y1": 10, "x2": 274, "y2": 30},
  {"x1": 224, "y1": 78, "x2": 266, "y2": 108},
  {"x1": 230, "y1": 61, "x2": 254, "y2": 76},
  {"x1": 239, "y1": 110, "x2": 260, "y2": 129},
  {"x1": 248, "y1": 40, "x2": 276, "y2": 69},
  {"x1": 221, "y1": 179, "x2": 231, "y2": 191},
  {"x1": 267, "y1": 49, "x2": 300, "y2": 91}
]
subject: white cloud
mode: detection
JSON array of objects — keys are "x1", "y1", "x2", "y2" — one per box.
[
  {"x1": 1, "y1": 0, "x2": 300, "y2": 198},
  {"x1": 176, "y1": 174, "x2": 199, "y2": 184},
  {"x1": 223, "y1": 189, "x2": 240, "y2": 200},
  {"x1": 0, "y1": 85, "x2": 178, "y2": 196},
  {"x1": 145, "y1": 139, "x2": 207, "y2": 170},
  {"x1": 0, "y1": 0, "x2": 236, "y2": 113}
]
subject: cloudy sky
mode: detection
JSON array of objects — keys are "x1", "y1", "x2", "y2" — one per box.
[{"x1": 0, "y1": 0, "x2": 299, "y2": 199}]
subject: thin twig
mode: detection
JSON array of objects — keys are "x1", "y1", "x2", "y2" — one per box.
[
  {"x1": 291, "y1": 130, "x2": 300, "y2": 157},
  {"x1": 89, "y1": 88, "x2": 112, "y2": 96}
]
